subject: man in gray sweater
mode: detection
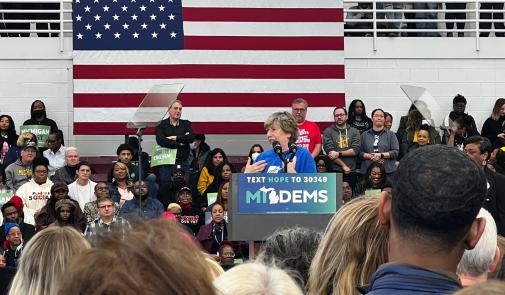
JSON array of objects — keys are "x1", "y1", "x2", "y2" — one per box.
[{"x1": 5, "y1": 141, "x2": 37, "y2": 191}]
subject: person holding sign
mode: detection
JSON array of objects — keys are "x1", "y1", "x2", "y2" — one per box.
[
  {"x1": 23, "y1": 100, "x2": 58, "y2": 132},
  {"x1": 244, "y1": 112, "x2": 316, "y2": 174},
  {"x1": 354, "y1": 162, "x2": 392, "y2": 197},
  {"x1": 155, "y1": 100, "x2": 195, "y2": 186}
]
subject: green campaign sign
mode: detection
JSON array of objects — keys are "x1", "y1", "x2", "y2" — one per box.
[
  {"x1": 0, "y1": 192, "x2": 14, "y2": 206},
  {"x1": 20, "y1": 125, "x2": 50, "y2": 148},
  {"x1": 151, "y1": 144, "x2": 177, "y2": 167}
]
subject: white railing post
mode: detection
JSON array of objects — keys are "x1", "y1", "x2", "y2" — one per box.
[
  {"x1": 59, "y1": 0, "x2": 64, "y2": 51},
  {"x1": 475, "y1": 0, "x2": 480, "y2": 51},
  {"x1": 373, "y1": 0, "x2": 377, "y2": 51}
]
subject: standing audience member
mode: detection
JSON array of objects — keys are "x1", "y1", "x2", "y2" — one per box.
[
  {"x1": 119, "y1": 180, "x2": 164, "y2": 220},
  {"x1": 5, "y1": 139, "x2": 37, "y2": 191},
  {"x1": 188, "y1": 134, "x2": 211, "y2": 187},
  {"x1": 58, "y1": 219, "x2": 217, "y2": 295},
  {"x1": 68, "y1": 161, "x2": 96, "y2": 211},
  {"x1": 0, "y1": 202, "x2": 35, "y2": 246},
  {"x1": 155, "y1": 100, "x2": 195, "y2": 186},
  {"x1": 360, "y1": 108, "x2": 399, "y2": 178},
  {"x1": 214, "y1": 263, "x2": 303, "y2": 295},
  {"x1": 35, "y1": 182, "x2": 86, "y2": 232},
  {"x1": 83, "y1": 181, "x2": 119, "y2": 223},
  {"x1": 51, "y1": 147, "x2": 80, "y2": 184},
  {"x1": 43, "y1": 130, "x2": 66, "y2": 177},
  {"x1": 197, "y1": 148, "x2": 228, "y2": 196},
  {"x1": 197, "y1": 202, "x2": 228, "y2": 255},
  {"x1": 347, "y1": 99, "x2": 372, "y2": 134},
  {"x1": 3, "y1": 223, "x2": 23, "y2": 267},
  {"x1": 323, "y1": 107, "x2": 361, "y2": 186},
  {"x1": 85, "y1": 197, "x2": 130, "y2": 238},
  {"x1": 22, "y1": 100, "x2": 58, "y2": 132},
  {"x1": 464, "y1": 136, "x2": 505, "y2": 236},
  {"x1": 16, "y1": 157, "x2": 53, "y2": 224},
  {"x1": 256, "y1": 226, "x2": 322, "y2": 291},
  {"x1": 8, "y1": 227, "x2": 91, "y2": 295},
  {"x1": 457, "y1": 208, "x2": 501, "y2": 287},
  {"x1": 368, "y1": 145, "x2": 487, "y2": 294},
  {"x1": 291, "y1": 98, "x2": 322, "y2": 158},
  {"x1": 482, "y1": 98, "x2": 505, "y2": 146},
  {"x1": 444, "y1": 94, "x2": 478, "y2": 134},
  {"x1": 354, "y1": 162, "x2": 392, "y2": 196},
  {"x1": 384, "y1": 112, "x2": 393, "y2": 130},
  {"x1": 308, "y1": 196, "x2": 388, "y2": 295},
  {"x1": 107, "y1": 161, "x2": 134, "y2": 208},
  {"x1": 0, "y1": 115, "x2": 18, "y2": 167}
]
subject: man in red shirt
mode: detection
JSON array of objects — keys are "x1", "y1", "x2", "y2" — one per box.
[{"x1": 291, "y1": 98, "x2": 322, "y2": 158}]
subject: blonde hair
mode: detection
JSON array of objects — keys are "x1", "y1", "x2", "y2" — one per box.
[
  {"x1": 307, "y1": 196, "x2": 389, "y2": 295},
  {"x1": 264, "y1": 112, "x2": 299, "y2": 142},
  {"x1": 203, "y1": 253, "x2": 224, "y2": 280},
  {"x1": 214, "y1": 263, "x2": 304, "y2": 295},
  {"x1": 16, "y1": 132, "x2": 36, "y2": 147},
  {"x1": 8, "y1": 227, "x2": 91, "y2": 295},
  {"x1": 167, "y1": 202, "x2": 182, "y2": 211}
]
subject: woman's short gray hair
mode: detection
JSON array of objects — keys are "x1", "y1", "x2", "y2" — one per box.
[{"x1": 264, "y1": 111, "x2": 299, "y2": 142}]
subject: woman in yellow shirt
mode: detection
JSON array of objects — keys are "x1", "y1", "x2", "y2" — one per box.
[{"x1": 197, "y1": 148, "x2": 228, "y2": 195}]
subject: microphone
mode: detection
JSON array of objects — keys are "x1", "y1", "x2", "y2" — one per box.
[
  {"x1": 272, "y1": 141, "x2": 283, "y2": 155},
  {"x1": 288, "y1": 141, "x2": 297, "y2": 162}
]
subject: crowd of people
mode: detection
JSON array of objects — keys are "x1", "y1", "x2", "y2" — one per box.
[{"x1": 1, "y1": 96, "x2": 505, "y2": 294}]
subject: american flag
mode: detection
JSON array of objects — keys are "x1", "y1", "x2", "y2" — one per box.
[{"x1": 72, "y1": 0, "x2": 344, "y2": 135}]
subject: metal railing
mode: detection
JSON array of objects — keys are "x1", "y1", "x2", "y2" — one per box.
[{"x1": 345, "y1": 0, "x2": 505, "y2": 50}]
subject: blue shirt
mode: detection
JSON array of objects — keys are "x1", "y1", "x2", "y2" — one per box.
[
  {"x1": 119, "y1": 197, "x2": 165, "y2": 219},
  {"x1": 255, "y1": 147, "x2": 316, "y2": 173}
]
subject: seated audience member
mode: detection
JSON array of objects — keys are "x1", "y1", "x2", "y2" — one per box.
[
  {"x1": 5, "y1": 139, "x2": 38, "y2": 191},
  {"x1": 384, "y1": 112, "x2": 393, "y2": 130},
  {"x1": 323, "y1": 107, "x2": 361, "y2": 185},
  {"x1": 85, "y1": 197, "x2": 130, "y2": 238},
  {"x1": 457, "y1": 208, "x2": 500, "y2": 287},
  {"x1": 342, "y1": 180, "x2": 353, "y2": 204},
  {"x1": 188, "y1": 134, "x2": 211, "y2": 183},
  {"x1": 119, "y1": 180, "x2": 164, "y2": 220},
  {"x1": 107, "y1": 161, "x2": 134, "y2": 207},
  {"x1": 167, "y1": 202, "x2": 193, "y2": 234},
  {"x1": 256, "y1": 226, "x2": 322, "y2": 291},
  {"x1": 214, "y1": 263, "x2": 304, "y2": 295},
  {"x1": 0, "y1": 202, "x2": 35, "y2": 246},
  {"x1": 464, "y1": 136, "x2": 505, "y2": 236},
  {"x1": 360, "y1": 109, "x2": 399, "y2": 178},
  {"x1": 3, "y1": 223, "x2": 23, "y2": 267},
  {"x1": 58, "y1": 219, "x2": 216, "y2": 295},
  {"x1": 202, "y1": 163, "x2": 234, "y2": 210},
  {"x1": 203, "y1": 253, "x2": 225, "y2": 280},
  {"x1": 452, "y1": 280, "x2": 505, "y2": 295},
  {"x1": 3, "y1": 132, "x2": 37, "y2": 169},
  {"x1": 444, "y1": 94, "x2": 478, "y2": 136},
  {"x1": 177, "y1": 187, "x2": 203, "y2": 235},
  {"x1": 68, "y1": 161, "x2": 96, "y2": 210},
  {"x1": 219, "y1": 241, "x2": 237, "y2": 271},
  {"x1": 83, "y1": 181, "x2": 119, "y2": 223},
  {"x1": 241, "y1": 143, "x2": 265, "y2": 172},
  {"x1": 215, "y1": 180, "x2": 230, "y2": 212},
  {"x1": 51, "y1": 147, "x2": 79, "y2": 184},
  {"x1": 308, "y1": 196, "x2": 388, "y2": 295},
  {"x1": 16, "y1": 157, "x2": 53, "y2": 224},
  {"x1": 449, "y1": 116, "x2": 480, "y2": 150},
  {"x1": 198, "y1": 148, "x2": 228, "y2": 195},
  {"x1": 0, "y1": 168, "x2": 9, "y2": 194},
  {"x1": 491, "y1": 147, "x2": 505, "y2": 175},
  {"x1": 8, "y1": 226, "x2": 90, "y2": 295},
  {"x1": 0, "y1": 257, "x2": 16, "y2": 295},
  {"x1": 157, "y1": 167, "x2": 190, "y2": 209},
  {"x1": 8, "y1": 195, "x2": 34, "y2": 227},
  {"x1": 197, "y1": 202, "x2": 227, "y2": 255},
  {"x1": 43, "y1": 129, "x2": 66, "y2": 177},
  {"x1": 35, "y1": 182, "x2": 86, "y2": 232},
  {"x1": 347, "y1": 99, "x2": 372, "y2": 134},
  {"x1": 399, "y1": 108, "x2": 440, "y2": 158},
  {"x1": 368, "y1": 145, "x2": 487, "y2": 294},
  {"x1": 0, "y1": 115, "x2": 19, "y2": 167},
  {"x1": 51, "y1": 199, "x2": 81, "y2": 231},
  {"x1": 481, "y1": 98, "x2": 505, "y2": 147},
  {"x1": 314, "y1": 155, "x2": 332, "y2": 173},
  {"x1": 354, "y1": 162, "x2": 392, "y2": 197},
  {"x1": 116, "y1": 143, "x2": 139, "y2": 180},
  {"x1": 23, "y1": 100, "x2": 59, "y2": 132}
]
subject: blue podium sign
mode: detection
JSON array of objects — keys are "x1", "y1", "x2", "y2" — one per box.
[{"x1": 237, "y1": 173, "x2": 336, "y2": 214}]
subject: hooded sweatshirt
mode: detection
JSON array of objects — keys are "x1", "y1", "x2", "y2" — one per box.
[
  {"x1": 5, "y1": 159, "x2": 33, "y2": 191},
  {"x1": 16, "y1": 178, "x2": 53, "y2": 225},
  {"x1": 323, "y1": 124, "x2": 361, "y2": 172}
]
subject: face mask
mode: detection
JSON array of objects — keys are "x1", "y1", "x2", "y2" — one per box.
[
  {"x1": 32, "y1": 110, "x2": 45, "y2": 119},
  {"x1": 251, "y1": 152, "x2": 261, "y2": 162}
]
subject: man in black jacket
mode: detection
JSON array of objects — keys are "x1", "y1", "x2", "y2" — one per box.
[
  {"x1": 0, "y1": 202, "x2": 35, "y2": 246},
  {"x1": 155, "y1": 100, "x2": 195, "y2": 186}
]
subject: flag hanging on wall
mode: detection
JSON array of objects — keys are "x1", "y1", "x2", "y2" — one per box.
[{"x1": 72, "y1": 0, "x2": 344, "y2": 135}]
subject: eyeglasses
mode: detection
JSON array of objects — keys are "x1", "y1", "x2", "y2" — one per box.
[
  {"x1": 334, "y1": 113, "x2": 346, "y2": 117},
  {"x1": 292, "y1": 108, "x2": 307, "y2": 113}
]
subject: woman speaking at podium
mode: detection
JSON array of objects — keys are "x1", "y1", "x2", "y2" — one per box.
[{"x1": 244, "y1": 112, "x2": 316, "y2": 174}]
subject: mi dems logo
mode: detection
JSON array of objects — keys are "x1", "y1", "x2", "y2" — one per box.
[{"x1": 246, "y1": 186, "x2": 328, "y2": 205}]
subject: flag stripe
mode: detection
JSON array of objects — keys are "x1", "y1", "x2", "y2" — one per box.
[
  {"x1": 74, "y1": 78, "x2": 344, "y2": 94},
  {"x1": 74, "y1": 65, "x2": 345, "y2": 79},
  {"x1": 182, "y1": 8, "x2": 344, "y2": 22},
  {"x1": 182, "y1": 0, "x2": 342, "y2": 9},
  {"x1": 74, "y1": 93, "x2": 346, "y2": 108},
  {"x1": 183, "y1": 36, "x2": 344, "y2": 50},
  {"x1": 74, "y1": 121, "x2": 334, "y2": 135},
  {"x1": 183, "y1": 22, "x2": 343, "y2": 36},
  {"x1": 72, "y1": 50, "x2": 344, "y2": 65}
]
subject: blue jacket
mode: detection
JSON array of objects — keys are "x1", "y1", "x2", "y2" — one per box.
[
  {"x1": 366, "y1": 263, "x2": 461, "y2": 295},
  {"x1": 119, "y1": 197, "x2": 164, "y2": 220},
  {"x1": 255, "y1": 147, "x2": 316, "y2": 173}
]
